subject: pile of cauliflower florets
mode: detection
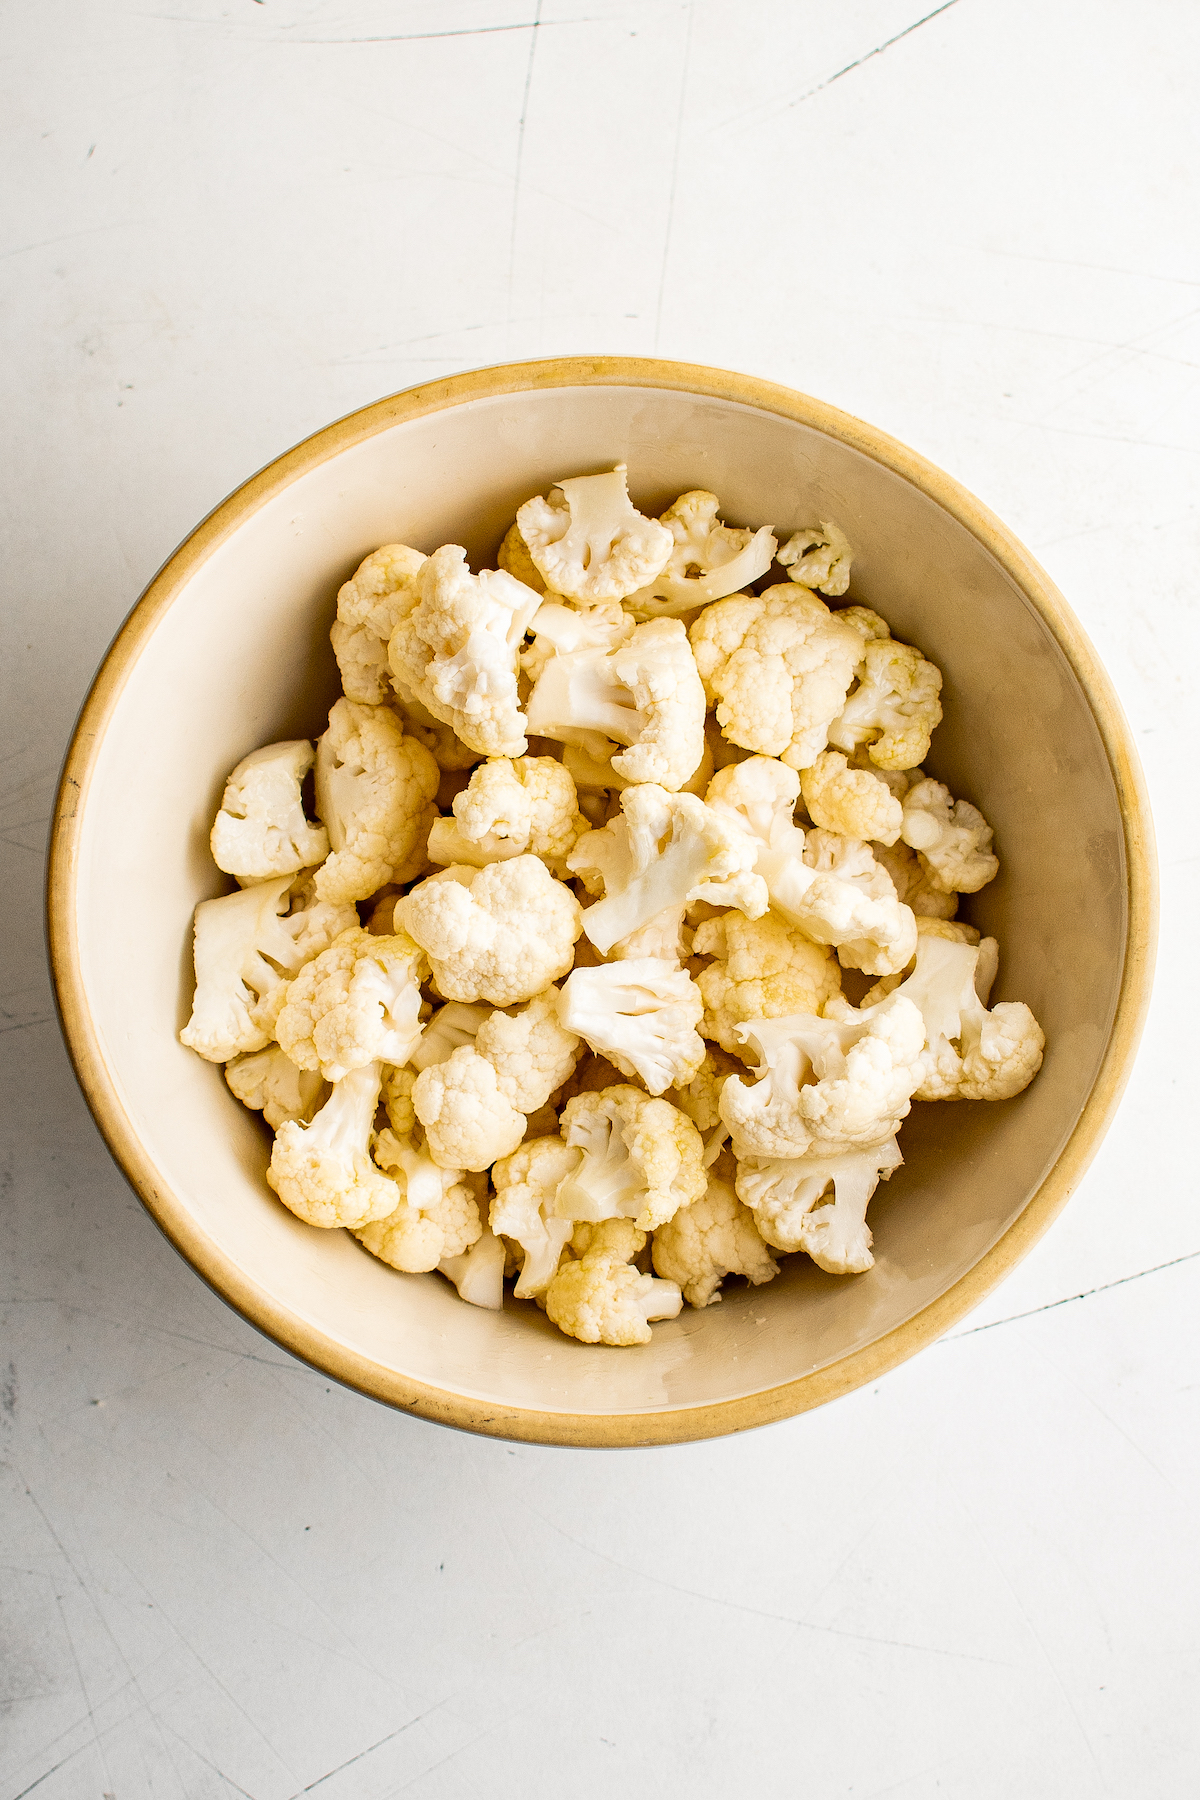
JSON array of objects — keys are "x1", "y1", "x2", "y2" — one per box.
[{"x1": 180, "y1": 467, "x2": 1045, "y2": 1347}]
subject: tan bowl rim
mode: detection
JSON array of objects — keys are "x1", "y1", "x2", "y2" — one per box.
[{"x1": 46, "y1": 356, "x2": 1159, "y2": 1447}]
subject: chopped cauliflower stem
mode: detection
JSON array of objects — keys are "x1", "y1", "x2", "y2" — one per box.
[{"x1": 179, "y1": 463, "x2": 1046, "y2": 1345}]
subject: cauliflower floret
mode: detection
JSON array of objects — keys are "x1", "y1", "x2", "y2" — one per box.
[
  {"x1": 390, "y1": 683, "x2": 482, "y2": 772},
  {"x1": 474, "y1": 986, "x2": 580, "y2": 1112},
  {"x1": 719, "y1": 992, "x2": 925, "y2": 1161},
  {"x1": 381, "y1": 1062, "x2": 418, "y2": 1135},
  {"x1": 554, "y1": 1086, "x2": 706, "y2": 1231},
  {"x1": 704, "y1": 760, "x2": 916, "y2": 977},
  {"x1": 671, "y1": 1046, "x2": 743, "y2": 1133},
  {"x1": 357, "y1": 1127, "x2": 483, "y2": 1269},
  {"x1": 520, "y1": 595, "x2": 635, "y2": 683},
  {"x1": 267, "y1": 1061, "x2": 398, "y2": 1229},
  {"x1": 800, "y1": 749, "x2": 903, "y2": 846},
  {"x1": 427, "y1": 755, "x2": 587, "y2": 875},
  {"x1": 516, "y1": 465, "x2": 673, "y2": 603},
  {"x1": 490, "y1": 1135, "x2": 580, "y2": 1297},
  {"x1": 438, "y1": 1227, "x2": 507, "y2": 1309},
  {"x1": 411, "y1": 1044, "x2": 527, "y2": 1171},
  {"x1": 901, "y1": 778, "x2": 1000, "y2": 894},
  {"x1": 558, "y1": 959, "x2": 705, "y2": 1096},
  {"x1": 275, "y1": 926, "x2": 426, "y2": 1082},
  {"x1": 278, "y1": 871, "x2": 359, "y2": 963},
  {"x1": 180, "y1": 874, "x2": 306, "y2": 1063},
  {"x1": 568, "y1": 785, "x2": 768, "y2": 956},
  {"x1": 827, "y1": 636, "x2": 943, "y2": 771},
  {"x1": 651, "y1": 1172, "x2": 779, "y2": 1306},
  {"x1": 736, "y1": 1136, "x2": 903, "y2": 1272},
  {"x1": 526, "y1": 617, "x2": 706, "y2": 792},
  {"x1": 623, "y1": 491, "x2": 778, "y2": 619},
  {"x1": 497, "y1": 520, "x2": 548, "y2": 595},
  {"x1": 225, "y1": 1044, "x2": 325, "y2": 1129},
  {"x1": 609, "y1": 904, "x2": 690, "y2": 965},
  {"x1": 209, "y1": 740, "x2": 329, "y2": 882},
  {"x1": 313, "y1": 699, "x2": 439, "y2": 904},
  {"x1": 693, "y1": 910, "x2": 842, "y2": 1056},
  {"x1": 386, "y1": 545, "x2": 542, "y2": 757},
  {"x1": 690, "y1": 586, "x2": 862, "y2": 770},
  {"x1": 860, "y1": 917, "x2": 985, "y2": 1008},
  {"x1": 409, "y1": 1001, "x2": 491, "y2": 1073},
  {"x1": 398, "y1": 856, "x2": 582, "y2": 1005},
  {"x1": 893, "y1": 934, "x2": 1044, "y2": 1102},
  {"x1": 544, "y1": 1218, "x2": 682, "y2": 1345},
  {"x1": 777, "y1": 520, "x2": 853, "y2": 597},
  {"x1": 873, "y1": 839, "x2": 959, "y2": 920},
  {"x1": 331, "y1": 543, "x2": 426, "y2": 705}
]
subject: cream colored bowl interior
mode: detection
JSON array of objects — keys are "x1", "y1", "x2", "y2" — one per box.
[{"x1": 63, "y1": 375, "x2": 1136, "y2": 1437}]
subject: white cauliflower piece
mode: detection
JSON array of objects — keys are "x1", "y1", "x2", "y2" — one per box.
[
  {"x1": 894, "y1": 934, "x2": 1044, "y2": 1102},
  {"x1": 225, "y1": 1044, "x2": 325, "y2": 1130},
  {"x1": 358, "y1": 1128, "x2": 482, "y2": 1271},
  {"x1": 609, "y1": 904, "x2": 690, "y2": 965},
  {"x1": 519, "y1": 596, "x2": 634, "y2": 686},
  {"x1": 331, "y1": 543, "x2": 426, "y2": 704},
  {"x1": 736, "y1": 1136, "x2": 903, "y2": 1271},
  {"x1": 671, "y1": 1046, "x2": 743, "y2": 1133},
  {"x1": 719, "y1": 992, "x2": 925, "y2": 1161},
  {"x1": 777, "y1": 520, "x2": 853, "y2": 596},
  {"x1": 555, "y1": 1086, "x2": 707, "y2": 1231},
  {"x1": 497, "y1": 521, "x2": 548, "y2": 595},
  {"x1": 275, "y1": 926, "x2": 426, "y2": 1082},
  {"x1": 828, "y1": 635, "x2": 943, "y2": 771},
  {"x1": 427, "y1": 755, "x2": 587, "y2": 875},
  {"x1": 267, "y1": 1061, "x2": 398, "y2": 1230},
  {"x1": 568, "y1": 785, "x2": 767, "y2": 957},
  {"x1": 209, "y1": 740, "x2": 329, "y2": 882},
  {"x1": 180, "y1": 874, "x2": 306, "y2": 1063},
  {"x1": 411, "y1": 1044, "x2": 527, "y2": 1171},
  {"x1": 387, "y1": 545, "x2": 542, "y2": 757},
  {"x1": 651, "y1": 1172, "x2": 779, "y2": 1307},
  {"x1": 491, "y1": 1135, "x2": 581, "y2": 1297},
  {"x1": 474, "y1": 986, "x2": 580, "y2": 1113},
  {"x1": 704, "y1": 760, "x2": 916, "y2": 977},
  {"x1": 690, "y1": 586, "x2": 862, "y2": 769},
  {"x1": 544, "y1": 1218, "x2": 682, "y2": 1345},
  {"x1": 277, "y1": 871, "x2": 359, "y2": 964},
  {"x1": 692, "y1": 910, "x2": 841, "y2": 1057},
  {"x1": 390, "y1": 681, "x2": 481, "y2": 771},
  {"x1": 516, "y1": 465, "x2": 673, "y2": 603},
  {"x1": 438, "y1": 1227, "x2": 507, "y2": 1309},
  {"x1": 558, "y1": 959, "x2": 705, "y2": 1096},
  {"x1": 408, "y1": 1000, "x2": 491, "y2": 1072},
  {"x1": 901, "y1": 778, "x2": 999, "y2": 894},
  {"x1": 800, "y1": 749, "x2": 903, "y2": 846},
  {"x1": 398, "y1": 856, "x2": 582, "y2": 1005},
  {"x1": 873, "y1": 839, "x2": 959, "y2": 920},
  {"x1": 526, "y1": 617, "x2": 706, "y2": 792},
  {"x1": 624, "y1": 490, "x2": 778, "y2": 619},
  {"x1": 313, "y1": 699, "x2": 439, "y2": 903}
]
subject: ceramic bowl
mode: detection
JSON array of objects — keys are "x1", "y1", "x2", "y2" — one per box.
[{"x1": 48, "y1": 358, "x2": 1157, "y2": 1446}]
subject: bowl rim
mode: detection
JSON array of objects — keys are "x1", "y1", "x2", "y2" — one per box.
[{"x1": 46, "y1": 355, "x2": 1159, "y2": 1447}]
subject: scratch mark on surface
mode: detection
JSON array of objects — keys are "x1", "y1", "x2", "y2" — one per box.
[
  {"x1": 783, "y1": 0, "x2": 963, "y2": 111},
  {"x1": 944, "y1": 1249, "x2": 1200, "y2": 1338},
  {"x1": 287, "y1": 1703, "x2": 447, "y2": 1797},
  {"x1": 653, "y1": 1, "x2": 694, "y2": 353},
  {"x1": 505, "y1": 1, "x2": 542, "y2": 349},
  {"x1": 159, "y1": 1722, "x2": 258, "y2": 1799},
  {"x1": 10, "y1": 1739, "x2": 93, "y2": 1800},
  {"x1": 281, "y1": 19, "x2": 593, "y2": 46}
]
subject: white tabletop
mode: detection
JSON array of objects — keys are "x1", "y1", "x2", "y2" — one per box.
[{"x1": 3, "y1": 4, "x2": 1198, "y2": 1796}]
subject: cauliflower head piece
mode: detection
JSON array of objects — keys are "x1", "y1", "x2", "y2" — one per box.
[
  {"x1": 427, "y1": 755, "x2": 587, "y2": 876},
  {"x1": 331, "y1": 543, "x2": 426, "y2": 705},
  {"x1": 314, "y1": 698, "x2": 439, "y2": 904},
  {"x1": 670, "y1": 1046, "x2": 744, "y2": 1134},
  {"x1": 387, "y1": 544, "x2": 542, "y2": 757},
  {"x1": 210, "y1": 740, "x2": 329, "y2": 882},
  {"x1": 777, "y1": 520, "x2": 853, "y2": 597},
  {"x1": 180, "y1": 874, "x2": 308, "y2": 1063},
  {"x1": 357, "y1": 1127, "x2": 483, "y2": 1270},
  {"x1": 800, "y1": 749, "x2": 903, "y2": 846},
  {"x1": 490, "y1": 1135, "x2": 580, "y2": 1297},
  {"x1": 828, "y1": 635, "x2": 943, "y2": 771},
  {"x1": 901, "y1": 778, "x2": 999, "y2": 894},
  {"x1": 651, "y1": 1172, "x2": 779, "y2": 1306},
  {"x1": 267, "y1": 1061, "x2": 398, "y2": 1230},
  {"x1": 624, "y1": 490, "x2": 778, "y2": 620},
  {"x1": 693, "y1": 910, "x2": 841, "y2": 1057},
  {"x1": 568, "y1": 784, "x2": 768, "y2": 956},
  {"x1": 736, "y1": 1135, "x2": 903, "y2": 1272},
  {"x1": 275, "y1": 925, "x2": 427, "y2": 1082},
  {"x1": 544, "y1": 1215, "x2": 682, "y2": 1345},
  {"x1": 558, "y1": 958, "x2": 705, "y2": 1096},
  {"x1": 554, "y1": 1085, "x2": 706, "y2": 1232},
  {"x1": 474, "y1": 985, "x2": 580, "y2": 1113},
  {"x1": 873, "y1": 839, "x2": 959, "y2": 920},
  {"x1": 893, "y1": 934, "x2": 1044, "y2": 1102},
  {"x1": 689, "y1": 585, "x2": 862, "y2": 769},
  {"x1": 397, "y1": 855, "x2": 582, "y2": 1006},
  {"x1": 411, "y1": 1044, "x2": 527, "y2": 1172},
  {"x1": 516, "y1": 465, "x2": 673, "y2": 604},
  {"x1": 225, "y1": 1044, "x2": 325, "y2": 1130}
]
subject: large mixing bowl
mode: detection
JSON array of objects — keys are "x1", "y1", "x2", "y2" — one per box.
[{"x1": 47, "y1": 358, "x2": 1157, "y2": 1445}]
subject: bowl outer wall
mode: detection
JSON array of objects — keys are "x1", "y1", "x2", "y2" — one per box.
[{"x1": 46, "y1": 357, "x2": 1158, "y2": 1448}]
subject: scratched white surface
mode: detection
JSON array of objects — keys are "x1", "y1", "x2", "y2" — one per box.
[{"x1": 3, "y1": 3, "x2": 1199, "y2": 1796}]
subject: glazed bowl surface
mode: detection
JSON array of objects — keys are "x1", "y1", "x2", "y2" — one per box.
[{"x1": 48, "y1": 357, "x2": 1156, "y2": 1446}]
